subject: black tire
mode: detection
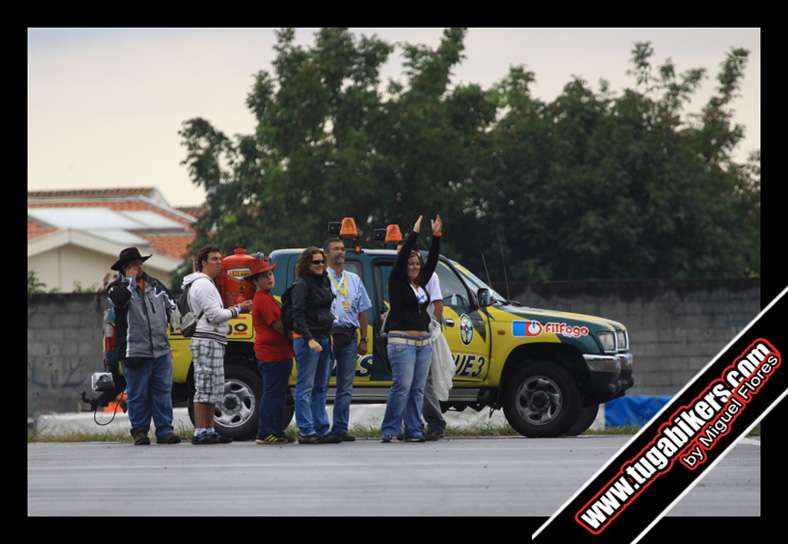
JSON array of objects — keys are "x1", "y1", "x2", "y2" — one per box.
[
  {"x1": 564, "y1": 403, "x2": 600, "y2": 436},
  {"x1": 502, "y1": 361, "x2": 581, "y2": 438}
]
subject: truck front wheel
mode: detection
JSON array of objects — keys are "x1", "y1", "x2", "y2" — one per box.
[
  {"x1": 564, "y1": 403, "x2": 600, "y2": 436},
  {"x1": 502, "y1": 361, "x2": 581, "y2": 438}
]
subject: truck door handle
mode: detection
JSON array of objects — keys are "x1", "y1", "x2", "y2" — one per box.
[{"x1": 445, "y1": 319, "x2": 455, "y2": 327}]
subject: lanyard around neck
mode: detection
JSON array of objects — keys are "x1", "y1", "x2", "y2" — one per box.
[{"x1": 330, "y1": 270, "x2": 349, "y2": 298}]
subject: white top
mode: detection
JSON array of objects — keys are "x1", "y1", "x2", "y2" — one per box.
[
  {"x1": 424, "y1": 273, "x2": 443, "y2": 321},
  {"x1": 410, "y1": 284, "x2": 428, "y2": 305}
]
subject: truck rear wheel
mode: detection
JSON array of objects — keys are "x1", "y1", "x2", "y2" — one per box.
[
  {"x1": 502, "y1": 361, "x2": 581, "y2": 438},
  {"x1": 564, "y1": 403, "x2": 600, "y2": 436}
]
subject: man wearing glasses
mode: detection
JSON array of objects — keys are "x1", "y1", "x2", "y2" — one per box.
[{"x1": 322, "y1": 238, "x2": 372, "y2": 443}]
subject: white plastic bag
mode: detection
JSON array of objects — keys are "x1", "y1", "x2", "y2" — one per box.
[{"x1": 429, "y1": 320, "x2": 455, "y2": 401}]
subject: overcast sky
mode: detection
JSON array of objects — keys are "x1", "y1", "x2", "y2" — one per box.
[{"x1": 27, "y1": 28, "x2": 760, "y2": 207}]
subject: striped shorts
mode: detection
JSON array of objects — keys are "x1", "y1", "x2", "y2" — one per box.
[{"x1": 191, "y1": 338, "x2": 226, "y2": 404}]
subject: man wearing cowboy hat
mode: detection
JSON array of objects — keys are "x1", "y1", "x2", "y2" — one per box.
[
  {"x1": 244, "y1": 255, "x2": 295, "y2": 444},
  {"x1": 106, "y1": 247, "x2": 181, "y2": 445}
]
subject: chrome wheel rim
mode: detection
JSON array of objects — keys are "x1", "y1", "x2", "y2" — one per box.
[
  {"x1": 214, "y1": 379, "x2": 256, "y2": 428},
  {"x1": 515, "y1": 376, "x2": 562, "y2": 426}
]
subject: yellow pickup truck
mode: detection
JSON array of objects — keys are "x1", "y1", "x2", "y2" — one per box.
[{"x1": 145, "y1": 245, "x2": 633, "y2": 441}]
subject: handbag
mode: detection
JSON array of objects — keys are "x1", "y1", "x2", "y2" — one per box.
[{"x1": 331, "y1": 328, "x2": 356, "y2": 348}]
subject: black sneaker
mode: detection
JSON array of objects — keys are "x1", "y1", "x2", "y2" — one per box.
[
  {"x1": 381, "y1": 434, "x2": 395, "y2": 443},
  {"x1": 156, "y1": 432, "x2": 182, "y2": 444},
  {"x1": 212, "y1": 431, "x2": 233, "y2": 444},
  {"x1": 256, "y1": 434, "x2": 292, "y2": 445},
  {"x1": 404, "y1": 435, "x2": 426, "y2": 443},
  {"x1": 337, "y1": 432, "x2": 356, "y2": 442},
  {"x1": 298, "y1": 433, "x2": 321, "y2": 444},
  {"x1": 425, "y1": 430, "x2": 444, "y2": 441},
  {"x1": 131, "y1": 428, "x2": 150, "y2": 446},
  {"x1": 319, "y1": 433, "x2": 343, "y2": 444},
  {"x1": 192, "y1": 432, "x2": 220, "y2": 445}
]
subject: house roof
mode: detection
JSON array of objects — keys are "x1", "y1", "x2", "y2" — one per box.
[
  {"x1": 28, "y1": 220, "x2": 58, "y2": 240},
  {"x1": 28, "y1": 188, "x2": 200, "y2": 260},
  {"x1": 28, "y1": 187, "x2": 160, "y2": 200},
  {"x1": 176, "y1": 206, "x2": 207, "y2": 219},
  {"x1": 144, "y1": 234, "x2": 195, "y2": 260},
  {"x1": 28, "y1": 199, "x2": 194, "y2": 228}
]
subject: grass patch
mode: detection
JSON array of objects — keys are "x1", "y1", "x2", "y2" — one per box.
[
  {"x1": 34, "y1": 420, "x2": 761, "y2": 442},
  {"x1": 29, "y1": 431, "x2": 132, "y2": 443}
]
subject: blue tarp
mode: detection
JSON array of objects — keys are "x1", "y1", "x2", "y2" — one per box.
[{"x1": 605, "y1": 396, "x2": 672, "y2": 427}]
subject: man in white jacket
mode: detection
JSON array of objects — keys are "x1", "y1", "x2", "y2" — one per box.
[{"x1": 182, "y1": 245, "x2": 252, "y2": 445}]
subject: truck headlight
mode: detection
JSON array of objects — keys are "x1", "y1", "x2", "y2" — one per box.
[
  {"x1": 596, "y1": 331, "x2": 617, "y2": 353},
  {"x1": 616, "y1": 330, "x2": 629, "y2": 351}
]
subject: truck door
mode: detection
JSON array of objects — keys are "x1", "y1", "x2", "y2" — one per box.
[{"x1": 435, "y1": 261, "x2": 492, "y2": 384}]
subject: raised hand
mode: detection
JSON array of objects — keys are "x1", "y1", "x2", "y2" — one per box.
[
  {"x1": 413, "y1": 215, "x2": 423, "y2": 233},
  {"x1": 431, "y1": 214, "x2": 442, "y2": 236}
]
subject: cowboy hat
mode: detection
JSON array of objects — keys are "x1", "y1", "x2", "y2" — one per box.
[
  {"x1": 244, "y1": 256, "x2": 277, "y2": 284},
  {"x1": 111, "y1": 247, "x2": 152, "y2": 271}
]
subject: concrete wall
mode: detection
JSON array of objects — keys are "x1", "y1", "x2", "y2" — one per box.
[
  {"x1": 28, "y1": 293, "x2": 107, "y2": 417},
  {"x1": 513, "y1": 278, "x2": 761, "y2": 396},
  {"x1": 28, "y1": 279, "x2": 760, "y2": 416}
]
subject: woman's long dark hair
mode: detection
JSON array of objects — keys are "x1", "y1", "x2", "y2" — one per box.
[{"x1": 296, "y1": 247, "x2": 326, "y2": 277}]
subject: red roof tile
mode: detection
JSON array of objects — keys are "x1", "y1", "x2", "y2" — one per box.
[
  {"x1": 143, "y1": 235, "x2": 195, "y2": 260},
  {"x1": 28, "y1": 221, "x2": 58, "y2": 240},
  {"x1": 28, "y1": 200, "x2": 194, "y2": 228},
  {"x1": 176, "y1": 206, "x2": 207, "y2": 219}
]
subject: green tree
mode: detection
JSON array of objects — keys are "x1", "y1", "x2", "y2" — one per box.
[
  {"x1": 177, "y1": 31, "x2": 759, "y2": 286},
  {"x1": 28, "y1": 270, "x2": 47, "y2": 295}
]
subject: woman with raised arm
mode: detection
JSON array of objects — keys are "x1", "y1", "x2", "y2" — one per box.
[{"x1": 380, "y1": 214, "x2": 443, "y2": 443}]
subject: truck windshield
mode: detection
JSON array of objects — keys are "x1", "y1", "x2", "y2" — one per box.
[{"x1": 449, "y1": 261, "x2": 509, "y2": 305}]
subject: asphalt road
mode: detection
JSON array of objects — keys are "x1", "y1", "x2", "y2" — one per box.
[{"x1": 27, "y1": 435, "x2": 759, "y2": 517}]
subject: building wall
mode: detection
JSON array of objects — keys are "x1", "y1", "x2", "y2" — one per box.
[
  {"x1": 28, "y1": 293, "x2": 107, "y2": 416},
  {"x1": 29, "y1": 245, "x2": 173, "y2": 291}
]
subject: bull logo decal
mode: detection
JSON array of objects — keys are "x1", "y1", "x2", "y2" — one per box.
[{"x1": 460, "y1": 314, "x2": 474, "y2": 345}]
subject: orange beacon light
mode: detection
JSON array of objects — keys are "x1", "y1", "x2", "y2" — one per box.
[{"x1": 385, "y1": 224, "x2": 403, "y2": 244}]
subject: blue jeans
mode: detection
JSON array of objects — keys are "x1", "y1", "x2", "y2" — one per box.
[
  {"x1": 381, "y1": 341, "x2": 433, "y2": 438},
  {"x1": 331, "y1": 339, "x2": 358, "y2": 434},
  {"x1": 124, "y1": 353, "x2": 174, "y2": 438},
  {"x1": 294, "y1": 336, "x2": 332, "y2": 436},
  {"x1": 257, "y1": 359, "x2": 293, "y2": 438}
]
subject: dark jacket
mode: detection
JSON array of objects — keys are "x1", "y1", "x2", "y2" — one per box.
[
  {"x1": 385, "y1": 230, "x2": 440, "y2": 333},
  {"x1": 107, "y1": 272, "x2": 176, "y2": 360},
  {"x1": 291, "y1": 272, "x2": 335, "y2": 341}
]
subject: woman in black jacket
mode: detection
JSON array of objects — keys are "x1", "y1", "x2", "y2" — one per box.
[
  {"x1": 291, "y1": 246, "x2": 338, "y2": 444},
  {"x1": 380, "y1": 214, "x2": 442, "y2": 442}
]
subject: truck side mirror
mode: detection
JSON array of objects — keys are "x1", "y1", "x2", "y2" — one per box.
[{"x1": 477, "y1": 288, "x2": 493, "y2": 308}]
